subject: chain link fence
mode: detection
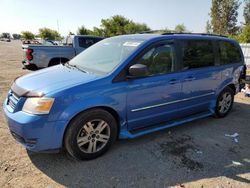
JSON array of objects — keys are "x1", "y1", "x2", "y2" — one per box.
[{"x1": 240, "y1": 43, "x2": 250, "y2": 66}]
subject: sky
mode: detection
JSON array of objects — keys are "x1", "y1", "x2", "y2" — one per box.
[{"x1": 0, "y1": 0, "x2": 245, "y2": 36}]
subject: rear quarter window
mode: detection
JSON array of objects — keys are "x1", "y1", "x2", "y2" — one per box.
[
  {"x1": 79, "y1": 38, "x2": 101, "y2": 48},
  {"x1": 219, "y1": 41, "x2": 242, "y2": 64}
]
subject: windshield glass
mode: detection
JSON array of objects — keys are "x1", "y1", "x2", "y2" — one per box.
[{"x1": 69, "y1": 37, "x2": 145, "y2": 74}]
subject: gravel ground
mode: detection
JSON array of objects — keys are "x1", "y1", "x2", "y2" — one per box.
[{"x1": 0, "y1": 40, "x2": 250, "y2": 188}]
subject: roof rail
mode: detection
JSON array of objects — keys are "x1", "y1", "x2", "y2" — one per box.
[
  {"x1": 138, "y1": 30, "x2": 167, "y2": 34},
  {"x1": 161, "y1": 32, "x2": 228, "y2": 38}
]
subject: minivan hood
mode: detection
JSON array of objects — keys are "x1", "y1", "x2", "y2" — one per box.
[{"x1": 13, "y1": 65, "x2": 100, "y2": 96}]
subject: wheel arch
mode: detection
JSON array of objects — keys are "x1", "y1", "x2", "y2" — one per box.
[
  {"x1": 227, "y1": 84, "x2": 236, "y2": 95},
  {"x1": 62, "y1": 106, "x2": 121, "y2": 148},
  {"x1": 48, "y1": 57, "x2": 69, "y2": 66}
]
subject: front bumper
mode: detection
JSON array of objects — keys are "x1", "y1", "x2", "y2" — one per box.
[{"x1": 3, "y1": 99, "x2": 67, "y2": 152}]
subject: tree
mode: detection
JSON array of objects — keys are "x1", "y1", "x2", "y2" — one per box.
[
  {"x1": 12, "y1": 34, "x2": 21, "y2": 40},
  {"x1": 38, "y1": 27, "x2": 62, "y2": 40},
  {"x1": 1, "y1": 33, "x2": 10, "y2": 39},
  {"x1": 90, "y1": 27, "x2": 105, "y2": 36},
  {"x1": 21, "y1": 31, "x2": 35, "y2": 40},
  {"x1": 238, "y1": 24, "x2": 250, "y2": 43},
  {"x1": 209, "y1": 0, "x2": 240, "y2": 35},
  {"x1": 76, "y1": 15, "x2": 150, "y2": 37},
  {"x1": 205, "y1": 21, "x2": 212, "y2": 33},
  {"x1": 77, "y1": 25, "x2": 91, "y2": 35},
  {"x1": 99, "y1": 15, "x2": 150, "y2": 37},
  {"x1": 125, "y1": 22, "x2": 150, "y2": 34},
  {"x1": 174, "y1": 24, "x2": 187, "y2": 33},
  {"x1": 243, "y1": 0, "x2": 250, "y2": 24}
]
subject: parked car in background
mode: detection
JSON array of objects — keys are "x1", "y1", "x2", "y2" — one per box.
[
  {"x1": 0, "y1": 38, "x2": 11, "y2": 42},
  {"x1": 0, "y1": 32, "x2": 11, "y2": 42},
  {"x1": 3, "y1": 33, "x2": 246, "y2": 160},
  {"x1": 42, "y1": 40, "x2": 58, "y2": 46},
  {"x1": 22, "y1": 40, "x2": 41, "y2": 45},
  {"x1": 21, "y1": 35, "x2": 104, "y2": 70}
]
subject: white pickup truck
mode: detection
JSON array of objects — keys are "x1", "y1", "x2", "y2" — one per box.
[{"x1": 22, "y1": 35, "x2": 104, "y2": 70}]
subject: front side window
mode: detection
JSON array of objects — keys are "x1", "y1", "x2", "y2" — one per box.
[
  {"x1": 219, "y1": 41, "x2": 242, "y2": 64},
  {"x1": 182, "y1": 40, "x2": 215, "y2": 69},
  {"x1": 70, "y1": 37, "x2": 144, "y2": 74},
  {"x1": 137, "y1": 44, "x2": 175, "y2": 76}
]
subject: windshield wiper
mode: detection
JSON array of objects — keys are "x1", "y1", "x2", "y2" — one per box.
[{"x1": 62, "y1": 62, "x2": 87, "y2": 73}]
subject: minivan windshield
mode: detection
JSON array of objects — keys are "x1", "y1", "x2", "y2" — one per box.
[{"x1": 69, "y1": 37, "x2": 145, "y2": 74}]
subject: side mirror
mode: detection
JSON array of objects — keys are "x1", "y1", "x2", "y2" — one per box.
[{"x1": 128, "y1": 64, "x2": 147, "y2": 78}]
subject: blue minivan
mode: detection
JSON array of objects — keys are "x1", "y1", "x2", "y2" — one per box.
[{"x1": 3, "y1": 33, "x2": 245, "y2": 160}]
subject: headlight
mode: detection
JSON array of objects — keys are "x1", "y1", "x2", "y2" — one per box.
[{"x1": 22, "y1": 97, "x2": 55, "y2": 115}]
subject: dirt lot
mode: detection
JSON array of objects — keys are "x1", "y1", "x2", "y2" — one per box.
[{"x1": 0, "y1": 40, "x2": 250, "y2": 188}]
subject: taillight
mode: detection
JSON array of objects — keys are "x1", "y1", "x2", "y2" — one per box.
[{"x1": 26, "y1": 49, "x2": 33, "y2": 61}]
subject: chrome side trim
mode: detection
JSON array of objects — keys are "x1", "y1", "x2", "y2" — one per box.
[{"x1": 131, "y1": 92, "x2": 215, "y2": 112}]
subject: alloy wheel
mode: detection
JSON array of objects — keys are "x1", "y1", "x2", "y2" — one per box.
[
  {"x1": 218, "y1": 92, "x2": 232, "y2": 114},
  {"x1": 76, "y1": 119, "x2": 110, "y2": 154}
]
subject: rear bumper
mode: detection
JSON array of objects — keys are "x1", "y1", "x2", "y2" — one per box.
[
  {"x1": 3, "y1": 99, "x2": 67, "y2": 152},
  {"x1": 22, "y1": 61, "x2": 38, "y2": 70}
]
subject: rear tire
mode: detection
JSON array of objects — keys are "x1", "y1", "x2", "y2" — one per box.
[
  {"x1": 49, "y1": 58, "x2": 68, "y2": 67},
  {"x1": 48, "y1": 60, "x2": 60, "y2": 67},
  {"x1": 64, "y1": 109, "x2": 118, "y2": 160},
  {"x1": 215, "y1": 87, "x2": 234, "y2": 118}
]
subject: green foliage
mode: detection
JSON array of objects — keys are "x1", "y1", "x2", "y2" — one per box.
[
  {"x1": 174, "y1": 24, "x2": 187, "y2": 33},
  {"x1": 88, "y1": 27, "x2": 104, "y2": 36},
  {"x1": 238, "y1": 24, "x2": 250, "y2": 43},
  {"x1": 209, "y1": 0, "x2": 240, "y2": 35},
  {"x1": 38, "y1": 27, "x2": 62, "y2": 40},
  {"x1": 21, "y1": 31, "x2": 35, "y2": 40},
  {"x1": 100, "y1": 15, "x2": 130, "y2": 36},
  {"x1": 244, "y1": 0, "x2": 250, "y2": 24},
  {"x1": 12, "y1": 34, "x2": 21, "y2": 40},
  {"x1": 76, "y1": 15, "x2": 150, "y2": 37},
  {"x1": 124, "y1": 22, "x2": 150, "y2": 34},
  {"x1": 77, "y1": 25, "x2": 92, "y2": 35},
  {"x1": 205, "y1": 21, "x2": 212, "y2": 33},
  {"x1": 97, "y1": 15, "x2": 150, "y2": 37}
]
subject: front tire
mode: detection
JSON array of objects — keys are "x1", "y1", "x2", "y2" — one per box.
[
  {"x1": 215, "y1": 87, "x2": 234, "y2": 118},
  {"x1": 64, "y1": 109, "x2": 118, "y2": 160}
]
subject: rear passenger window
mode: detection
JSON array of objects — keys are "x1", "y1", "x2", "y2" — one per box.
[
  {"x1": 219, "y1": 41, "x2": 241, "y2": 64},
  {"x1": 137, "y1": 44, "x2": 175, "y2": 76},
  {"x1": 182, "y1": 41, "x2": 215, "y2": 69},
  {"x1": 79, "y1": 38, "x2": 96, "y2": 48}
]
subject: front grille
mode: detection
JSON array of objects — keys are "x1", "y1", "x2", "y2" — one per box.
[{"x1": 7, "y1": 91, "x2": 20, "y2": 111}]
